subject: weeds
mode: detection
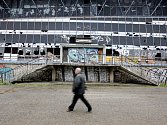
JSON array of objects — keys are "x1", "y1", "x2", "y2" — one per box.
[
  {"x1": 0, "y1": 80, "x2": 10, "y2": 85},
  {"x1": 159, "y1": 83, "x2": 167, "y2": 87}
]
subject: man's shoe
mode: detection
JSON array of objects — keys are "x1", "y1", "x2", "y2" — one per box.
[
  {"x1": 67, "y1": 109, "x2": 73, "y2": 112},
  {"x1": 88, "y1": 108, "x2": 92, "y2": 112}
]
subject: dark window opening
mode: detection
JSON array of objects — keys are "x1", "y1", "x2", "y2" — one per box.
[
  {"x1": 84, "y1": 0, "x2": 90, "y2": 4},
  {"x1": 106, "y1": 49, "x2": 112, "y2": 56},
  {"x1": 155, "y1": 53, "x2": 161, "y2": 57},
  {"x1": 54, "y1": 48, "x2": 60, "y2": 55},
  {"x1": 4, "y1": 47, "x2": 11, "y2": 53},
  {"x1": 34, "y1": 48, "x2": 39, "y2": 55},
  {"x1": 18, "y1": 49, "x2": 23, "y2": 55},
  {"x1": 47, "y1": 48, "x2": 53, "y2": 54},
  {"x1": 98, "y1": 6, "x2": 103, "y2": 11},
  {"x1": 156, "y1": 48, "x2": 160, "y2": 50},
  {"x1": 155, "y1": 53, "x2": 161, "y2": 60},
  {"x1": 12, "y1": 47, "x2": 18, "y2": 54},
  {"x1": 40, "y1": 49, "x2": 46, "y2": 55},
  {"x1": 69, "y1": 37, "x2": 76, "y2": 43},
  {"x1": 113, "y1": 49, "x2": 119, "y2": 56},
  {"x1": 26, "y1": 51, "x2": 31, "y2": 55},
  {"x1": 84, "y1": 35, "x2": 91, "y2": 38}
]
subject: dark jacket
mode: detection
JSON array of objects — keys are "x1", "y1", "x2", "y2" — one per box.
[{"x1": 72, "y1": 73, "x2": 86, "y2": 95}]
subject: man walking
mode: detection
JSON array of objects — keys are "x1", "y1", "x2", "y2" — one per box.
[{"x1": 68, "y1": 68, "x2": 92, "y2": 112}]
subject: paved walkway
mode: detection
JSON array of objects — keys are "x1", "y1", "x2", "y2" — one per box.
[{"x1": 0, "y1": 84, "x2": 167, "y2": 125}]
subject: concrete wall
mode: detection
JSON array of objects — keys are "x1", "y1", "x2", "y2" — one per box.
[
  {"x1": 146, "y1": 68, "x2": 167, "y2": 84},
  {"x1": 114, "y1": 67, "x2": 167, "y2": 84},
  {"x1": 6, "y1": 64, "x2": 166, "y2": 84},
  {"x1": 54, "y1": 66, "x2": 111, "y2": 83}
]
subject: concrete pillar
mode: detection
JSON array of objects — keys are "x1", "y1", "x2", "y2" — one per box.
[
  {"x1": 110, "y1": 67, "x2": 114, "y2": 83},
  {"x1": 60, "y1": 45, "x2": 63, "y2": 63},
  {"x1": 52, "y1": 66, "x2": 56, "y2": 82},
  {"x1": 103, "y1": 45, "x2": 106, "y2": 64}
]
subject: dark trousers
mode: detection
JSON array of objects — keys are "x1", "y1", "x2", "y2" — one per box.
[{"x1": 68, "y1": 94, "x2": 92, "y2": 111}]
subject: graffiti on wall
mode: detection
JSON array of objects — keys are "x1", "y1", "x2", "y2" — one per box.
[
  {"x1": 100, "y1": 67, "x2": 109, "y2": 82},
  {"x1": 64, "y1": 66, "x2": 85, "y2": 82},
  {"x1": 0, "y1": 64, "x2": 13, "y2": 81},
  {"x1": 22, "y1": 68, "x2": 52, "y2": 82},
  {"x1": 147, "y1": 68, "x2": 167, "y2": 84},
  {"x1": 55, "y1": 66, "x2": 63, "y2": 81},
  {"x1": 86, "y1": 49, "x2": 98, "y2": 64},
  {"x1": 8, "y1": 4, "x2": 84, "y2": 17},
  {"x1": 68, "y1": 48, "x2": 85, "y2": 63},
  {"x1": 64, "y1": 66, "x2": 74, "y2": 82},
  {"x1": 87, "y1": 67, "x2": 97, "y2": 82},
  {"x1": 86, "y1": 67, "x2": 109, "y2": 82},
  {"x1": 68, "y1": 48, "x2": 98, "y2": 64},
  {"x1": 119, "y1": 67, "x2": 167, "y2": 84}
]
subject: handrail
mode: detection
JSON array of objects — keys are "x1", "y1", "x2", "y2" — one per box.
[
  {"x1": 1, "y1": 57, "x2": 43, "y2": 75},
  {"x1": 117, "y1": 55, "x2": 161, "y2": 85},
  {"x1": 122, "y1": 56, "x2": 162, "y2": 79},
  {"x1": 1, "y1": 56, "x2": 47, "y2": 82},
  {"x1": 1, "y1": 55, "x2": 61, "y2": 82}
]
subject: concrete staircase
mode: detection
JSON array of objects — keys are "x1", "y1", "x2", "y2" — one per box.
[
  {"x1": 6, "y1": 58, "x2": 47, "y2": 82},
  {"x1": 116, "y1": 56, "x2": 160, "y2": 85}
]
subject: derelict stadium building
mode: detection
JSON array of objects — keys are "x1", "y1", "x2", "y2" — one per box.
[{"x1": 0, "y1": 0, "x2": 167, "y2": 84}]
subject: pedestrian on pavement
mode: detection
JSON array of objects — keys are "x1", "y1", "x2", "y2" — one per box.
[{"x1": 68, "y1": 67, "x2": 92, "y2": 112}]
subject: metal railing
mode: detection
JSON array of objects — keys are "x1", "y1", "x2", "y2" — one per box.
[
  {"x1": 0, "y1": 54, "x2": 167, "y2": 66},
  {"x1": 115, "y1": 55, "x2": 161, "y2": 85},
  {"x1": 1, "y1": 57, "x2": 43, "y2": 83},
  {"x1": 0, "y1": 55, "x2": 61, "y2": 64},
  {"x1": 1, "y1": 55, "x2": 61, "y2": 82}
]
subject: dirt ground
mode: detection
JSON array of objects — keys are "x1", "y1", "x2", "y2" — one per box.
[{"x1": 0, "y1": 83, "x2": 167, "y2": 125}]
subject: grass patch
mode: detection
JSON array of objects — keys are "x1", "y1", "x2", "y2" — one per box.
[
  {"x1": 0, "y1": 80, "x2": 10, "y2": 85},
  {"x1": 159, "y1": 83, "x2": 167, "y2": 87},
  {"x1": 0, "y1": 82, "x2": 5, "y2": 85},
  {"x1": 12, "y1": 83, "x2": 52, "y2": 87},
  {"x1": 10, "y1": 82, "x2": 71, "y2": 89}
]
